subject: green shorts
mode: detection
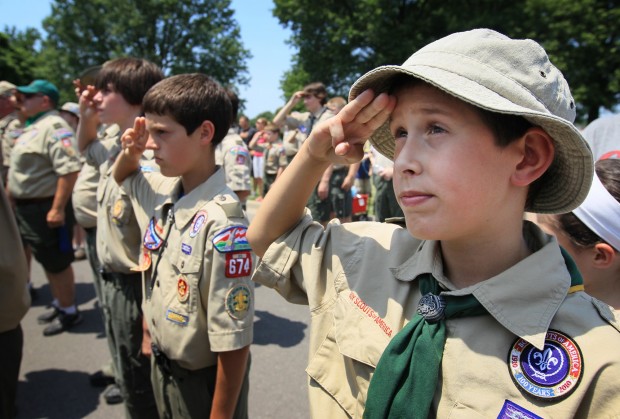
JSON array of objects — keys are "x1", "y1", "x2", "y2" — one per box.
[
  {"x1": 14, "y1": 198, "x2": 75, "y2": 273},
  {"x1": 307, "y1": 168, "x2": 353, "y2": 222}
]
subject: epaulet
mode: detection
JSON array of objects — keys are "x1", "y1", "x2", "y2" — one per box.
[
  {"x1": 384, "y1": 217, "x2": 406, "y2": 228},
  {"x1": 213, "y1": 194, "x2": 245, "y2": 218},
  {"x1": 591, "y1": 297, "x2": 620, "y2": 333}
]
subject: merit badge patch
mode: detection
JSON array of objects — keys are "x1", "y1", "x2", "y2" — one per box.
[
  {"x1": 509, "y1": 330, "x2": 583, "y2": 401},
  {"x1": 143, "y1": 217, "x2": 164, "y2": 251},
  {"x1": 497, "y1": 400, "x2": 542, "y2": 419},
  {"x1": 225, "y1": 251, "x2": 252, "y2": 278},
  {"x1": 181, "y1": 243, "x2": 192, "y2": 255},
  {"x1": 212, "y1": 226, "x2": 251, "y2": 253},
  {"x1": 111, "y1": 199, "x2": 125, "y2": 225},
  {"x1": 165, "y1": 309, "x2": 189, "y2": 326},
  {"x1": 189, "y1": 210, "x2": 208, "y2": 238},
  {"x1": 131, "y1": 249, "x2": 152, "y2": 272},
  {"x1": 225, "y1": 284, "x2": 251, "y2": 320},
  {"x1": 177, "y1": 276, "x2": 189, "y2": 303}
]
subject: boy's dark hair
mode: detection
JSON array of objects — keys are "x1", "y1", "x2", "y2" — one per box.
[
  {"x1": 95, "y1": 58, "x2": 163, "y2": 106},
  {"x1": 303, "y1": 82, "x2": 328, "y2": 105},
  {"x1": 143, "y1": 73, "x2": 232, "y2": 145},
  {"x1": 551, "y1": 159, "x2": 620, "y2": 249}
]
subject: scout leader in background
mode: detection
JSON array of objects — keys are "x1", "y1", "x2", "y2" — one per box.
[
  {"x1": 113, "y1": 73, "x2": 254, "y2": 419},
  {"x1": 7, "y1": 79, "x2": 82, "y2": 337},
  {"x1": 248, "y1": 29, "x2": 620, "y2": 418}
]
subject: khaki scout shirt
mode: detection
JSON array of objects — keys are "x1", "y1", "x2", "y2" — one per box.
[
  {"x1": 282, "y1": 107, "x2": 335, "y2": 157},
  {"x1": 215, "y1": 128, "x2": 251, "y2": 193},
  {"x1": 7, "y1": 111, "x2": 81, "y2": 199},
  {"x1": 123, "y1": 168, "x2": 254, "y2": 370},
  {"x1": 85, "y1": 131, "x2": 158, "y2": 274},
  {"x1": 0, "y1": 185, "x2": 30, "y2": 333},
  {"x1": 264, "y1": 141, "x2": 287, "y2": 175},
  {"x1": 253, "y1": 217, "x2": 620, "y2": 418},
  {"x1": 72, "y1": 125, "x2": 120, "y2": 228}
]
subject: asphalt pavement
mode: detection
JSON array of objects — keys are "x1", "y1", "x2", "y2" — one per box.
[{"x1": 16, "y1": 200, "x2": 311, "y2": 419}]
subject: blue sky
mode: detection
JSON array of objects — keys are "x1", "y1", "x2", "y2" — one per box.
[{"x1": 0, "y1": 0, "x2": 295, "y2": 118}]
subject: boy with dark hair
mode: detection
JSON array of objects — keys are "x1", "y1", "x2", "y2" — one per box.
[
  {"x1": 248, "y1": 29, "x2": 620, "y2": 417},
  {"x1": 78, "y1": 57, "x2": 163, "y2": 414},
  {"x1": 113, "y1": 73, "x2": 253, "y2": 419}
]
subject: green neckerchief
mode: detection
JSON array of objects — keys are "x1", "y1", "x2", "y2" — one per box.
[
  {"x1": 25, "y1": 111, "x2": 48, "y2": 127},
  {"x1": 363, "y1": 248, "x2": 583, "y2": 419}
]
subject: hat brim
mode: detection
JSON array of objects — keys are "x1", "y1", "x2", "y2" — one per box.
[{"x1": 349, "y1": 65, "x2": 593, "y2": 214}]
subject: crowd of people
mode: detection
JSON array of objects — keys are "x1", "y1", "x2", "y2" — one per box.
[{"x1": 0, "y1": 27, "x2": 619, "y2": 419}]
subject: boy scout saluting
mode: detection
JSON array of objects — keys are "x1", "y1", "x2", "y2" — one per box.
[
  {"x1": 78, "y1": 58, "x2": 163, "y2": 415},
  {"x1": 113, "y1": 74, "x2": 254, "y2": 419},
  {"x1": 7, "y1": 80, "x2": 82, "y2": 336},
  {"x1": 248, "y1": 29, "x2": 620, "y2": 418}
]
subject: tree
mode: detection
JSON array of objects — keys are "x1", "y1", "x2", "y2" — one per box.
[
  {"x1": 39, "y1": 0, "x2": 251, "y2": 103},
  {"x1": 0, "y1": 27, "x2": 44, "y2": 85},
  {"x1": 273, "y1": 0, "x2": 620, "y2": 122}
]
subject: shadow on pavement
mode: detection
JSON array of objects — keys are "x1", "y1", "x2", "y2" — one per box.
[
  {"x1": 253, "y1": 310, "x2": 307, "y2": 347},
  {"x1": 16, "y1": 369, "x2": 105, "y2": 419},
  {"x1": 30, "y1": 283, "x2": 98, "y2": 309}
]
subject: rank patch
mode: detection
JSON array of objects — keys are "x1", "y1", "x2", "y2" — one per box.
[
  {"x1": 225, "y1": 251, "x2": 252, "y2": 278},
  {"x1": 509, "y1": 330, "x2": 583, "y2": 401},
  {"x1": 189, "y1": 210, "x2": 208, "y2": 238},
  {"x1": 177, "y1": 277, "x2": 189, "y2": 303},
  {"x1": 143, "y1": 217, "x2": 164, "y2": 250},
  {"x1": 225, "y1": 284, "x2": 251, "y2": 320},
  {"x1": 165, "y1": 309, "x2": 189, "y2": 326},
  {"x1": 497, "y1": 400, "x2": 542, "y2": 419},
  {"x1": 212, "y1": 226, "x2": 251, "y2": 253},
  {"x1": 181, "y1": 243, "x2": 192, "y2": 255}
]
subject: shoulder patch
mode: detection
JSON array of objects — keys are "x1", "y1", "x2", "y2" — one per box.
[
  {"x1": 592, "y1": 297, "x2": 620, "y2": 332},
  {"x1": 225, "y1": 284, "x2": 251, "y2": 320},
  {"x1": 212, "y1": 225, "x2": 251, "y2": 253}
]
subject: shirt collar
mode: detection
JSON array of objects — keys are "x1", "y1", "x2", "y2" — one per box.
[
  {"x1": 158, "y1": 168, "x2": 228, "y2": 230},
  {"x1": 392, "y1": 221, "x2": 571, "y2": 349}
]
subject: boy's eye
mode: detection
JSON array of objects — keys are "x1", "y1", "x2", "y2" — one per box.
[
  {"x1": 394, "y1": 128, "x2": 408, "y2": 139},
  {"x1": 428, "y1": 124, "x2": 445, "y2": 135}
]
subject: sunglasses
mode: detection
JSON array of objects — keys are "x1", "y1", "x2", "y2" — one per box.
[{"x1": 22, "y1": 93, "x2": 43, "y2": 100}]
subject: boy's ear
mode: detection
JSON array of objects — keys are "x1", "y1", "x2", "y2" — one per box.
[
  {"x1": 511, "y1": 127, "x2": 555, "y2": 187},
  {"x1": 198, "y1": 120, "x2": 216, "y2": 145},
  {"x1": 592, "y1": 243, "x2": 617, "y2": 269}
]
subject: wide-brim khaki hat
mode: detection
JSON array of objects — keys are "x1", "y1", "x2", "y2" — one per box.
[{"x1": 349, "y1": 28, "x2": 593, "y2": 214}]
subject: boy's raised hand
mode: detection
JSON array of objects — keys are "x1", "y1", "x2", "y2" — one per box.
[
  {"x1": 121, "y1": 117, "x2": 148, "y2": 159},
  {"x1": 78, "y1": 85, "x2": 99, "y2": 122},
  {"x1": 308, "y1": 90, "x2": 396, "y2": 165}
]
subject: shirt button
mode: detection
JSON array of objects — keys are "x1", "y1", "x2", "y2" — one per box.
[
  {"x1": 156, "y1": 280, "x2": 160, "y2": 287},
  {"x1": 181, "y1": 261, "x2": 185, "y2": 268}
]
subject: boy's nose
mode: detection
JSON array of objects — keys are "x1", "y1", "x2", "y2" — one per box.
[{"x1": 145, "y1": 134, "x2": 157, "y2": 149}]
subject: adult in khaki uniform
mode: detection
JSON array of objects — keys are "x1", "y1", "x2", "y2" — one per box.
[
  {"x1": 261, "y1": 124, "x2": 287, "y2": 195},
  {"x1": 0, "y1": 185, "x2": 30, "y2": 419},
  {"x1": 215, "y1": 90, "x2": 251, "y2": 205},
  {"x1": 8, "y1": 79, "x2": 82, "y2": 336},
  {"x1": 114, "y1": 74, "x2": 253, "y2": 419},
  {"x1": 0, "y1": 81, "x2": 17, "y2": 183},
  {"x1": 248, "y1": 30, "x2": 620, "y2": 418},
  {"x1": 78, "y1": 57, "x2": 163, "y2": 415}
]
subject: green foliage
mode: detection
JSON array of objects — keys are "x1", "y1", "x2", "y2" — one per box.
[
  {"x1": 0, "y1": 27, "x2": 44, "y2": 85},
  {"x1": 273, "y1": 0, "x2": 620, "y2": 122},
  {"x1": 35, "y1": 0, "x2": 250, "y2": 104},
  {"x1": 251, "y1": 111, "x2": 275, "y2": 125}
]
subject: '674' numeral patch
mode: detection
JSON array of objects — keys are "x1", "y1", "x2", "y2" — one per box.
[{"x1": 225, "y1": 251, "x2": 252, "y2": 278}]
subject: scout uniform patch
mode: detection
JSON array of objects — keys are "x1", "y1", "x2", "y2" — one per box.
[
  {"x1": 189, "y1": 210, "x2": 208, "y2": 238},
  {"x1": 231, "y1": 145, "x2": 249, "y2": 165},
  {"x1": 508, "y1": 330, "x2": 583, "y2": 401},
  {"x1": 497, "y1": 400, "x2": 542, "y2": 419},
  {"x1": 212, "y1": 226, "x2": 251, "y2": 253},
  {"x1": 225, "y1": 251, "x2": 252, "y2": 278},
  {"x1": 111, "y1": 198, "x2": 125, "y2": 226},
  {"x1": 181, "y1": 243, "x2": 192, "y2": 255},
  {"x1": 177, "y1": 276, "x2": 189, "y2": 303},
  {"x1": 131, "y1": 249, "x2": 152, "y2": 272},
  {"x1": 225, "y1": 284, "x2": 251, "y2": 320},
  {"x1": 143, "y1": 217, "x2": 164, "y2": 250},
  {"x1": 166, "y1": 309, "x2": 189, "y2": 326},
  {"x1": 52, "y1": 128, "x2": 73, "y2": 143}
]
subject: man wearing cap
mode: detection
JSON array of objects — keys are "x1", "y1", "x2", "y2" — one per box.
[{"x1": 7, "y1": 79, "x2": 83, "y2": 336}]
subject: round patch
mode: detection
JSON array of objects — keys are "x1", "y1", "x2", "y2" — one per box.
[
  {"x1": 509, "y1": 330, "x2": 583, "y2": 401},
  {"x1": 225, "y1": 285, "x2": 251, "y2": 320},
  {"x1": 131, "y1": 250, "x2": 151, "y2": 272},
  {"x1": 177, "y1": 277, "x2": 189, "y2": 303},
  {"x1": 189, "y1": 210, "x2": 208, "y2": 238}
]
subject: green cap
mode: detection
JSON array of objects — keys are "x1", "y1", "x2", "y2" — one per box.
[{"x1": 17, "y1": 79, "x2": 60, "y2": 106}]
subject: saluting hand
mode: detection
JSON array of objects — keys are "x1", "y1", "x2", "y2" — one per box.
[
  {"x1": 307, "y1": 90, "x2": 396, "y2": 165},
  {"x1": 78, "y1": 85, "x2": 99, "y2": 122},
  {"x1": 121, "y1": 117, "x2": 148, "y2": 159}
]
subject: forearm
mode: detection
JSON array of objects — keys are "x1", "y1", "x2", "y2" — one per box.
[
  {"x1": 76, "y1": 117, "x2": 99, "y2": 153},
  {"x1": 112, "y1": 151, "x2": 141, "y2": 185},
  {"x1": 52, "y1": 172, "x2": 78, "y2": 211},
  {"x1": 272, "y1": 97, "x2": 298, "y2": 128},
  {"x1": 247, "y1": 141, "x2": 330, "y2": 257},
  {"x1": 210, "y1": 346, "x2": 250, "y2": 419}
]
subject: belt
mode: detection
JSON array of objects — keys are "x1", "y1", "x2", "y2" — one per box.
[
  {"x1": 152, "y1": 344, "x2": 215, "y2": 378},
  {"x1": 100, "y1": 270, "x2": 142, "y2": 282},
  {"x1": 14, "y1": 196, "x2": 54, "y2": 206}
]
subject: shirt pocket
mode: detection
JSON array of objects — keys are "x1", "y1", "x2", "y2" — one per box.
[
  {"x1": 306, "y1": 294, "x2": 390, "y2": 417},
  {"x1": 164, "y1": 244, "x2": 202, "y2": 316}
]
